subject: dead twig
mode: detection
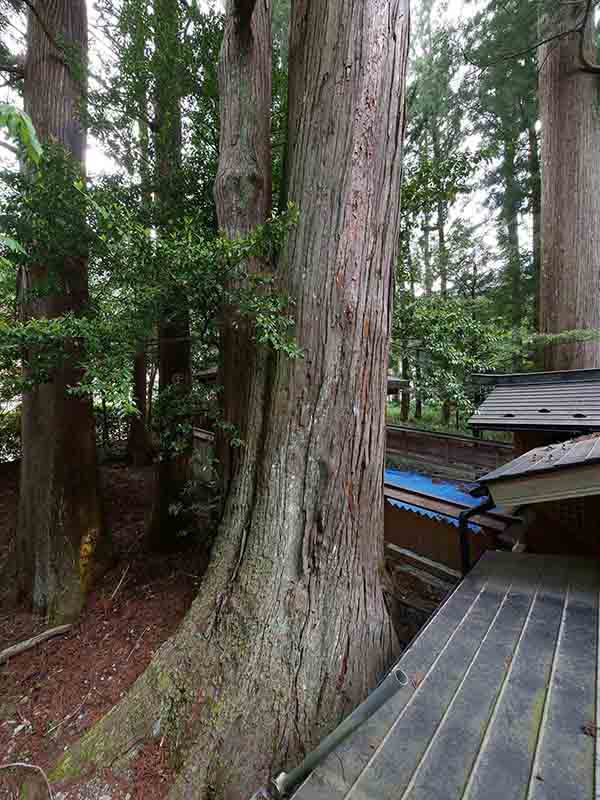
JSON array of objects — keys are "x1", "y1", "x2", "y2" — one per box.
[
  {"x1": 0, "y1": 762, "x2": 53, "y2": 799},
  {"x1": 110, "y1": 563, "x2": 130, "y2": 600},
  {"x1": 125, "y1": 626, "x2": 150, "y2": 662},
  {"x1": 45, "y1": 686, "x2": 93, "y2": 738},
  {"x1": 0, "y1": 624, "x2": 71, "y2": 665}
]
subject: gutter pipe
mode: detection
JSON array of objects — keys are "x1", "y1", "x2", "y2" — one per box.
[
  {"x1": 249, "y1": 665, "x2": 408, "y2": 799},
  {"x1": 458, "y1": 494, "x2": 494, "y2": 576}
]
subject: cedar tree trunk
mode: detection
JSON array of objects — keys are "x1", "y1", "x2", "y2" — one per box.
[
  {"x1": 538, "y1": 2, "x2": 600, "y2": 369},
  {"x1": 17, "y1": 0, "x2": 104, "y2": 624},
  {"x1": 214, "y1": 0, "x2": 272, "y2": 496},
  {"x1": 54, "y1": 1, "x2": 409, "y2": 797}
]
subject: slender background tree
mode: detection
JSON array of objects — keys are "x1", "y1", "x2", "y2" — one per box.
[{"x1": 16, "y1": 0, "x2": 105, "y2": 624}]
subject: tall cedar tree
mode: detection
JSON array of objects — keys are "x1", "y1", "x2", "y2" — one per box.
[
  {"x1": 467, "y1": 0, "x2": 539, "y2": 359},
  {"x1": 55, "y1": 0, "x2": 410, "y2": 796},
  {"x1": 538, "y1": 0, "x2": 600, "y2": 369},
  {"x1": 16, "y1": 0, "x2": 105, "y2": 624}
]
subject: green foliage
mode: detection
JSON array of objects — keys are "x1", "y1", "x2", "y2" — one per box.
[
  {"x1": 0, "y1": 104, "x2": 42, "y2": 165},
  {"x1": 0, "y1": 407, "x2": 20, "y2": 461},
  {"x1": 392, "y1": 295, "x2": 509, "y2": 415},
  {"x1": 0, "y1": 141, "x2": 300, "y2": 419}
]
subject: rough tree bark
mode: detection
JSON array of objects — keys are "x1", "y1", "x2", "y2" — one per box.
[
  {"x1": 214, "y1": 0, "x2": 272, "y2": 496},
  {"x1": 538, "y1": 1, "x2": 600, "y2": 369},
  {"x1": 148, "y1": 0, "x2": 193, "y2": 548},
  {"x1": 17, "y1": 0, "x2": 105, "y2": 624},
  {"x1": 54, "y1": 1, "x2": 409, "y2": 797}
]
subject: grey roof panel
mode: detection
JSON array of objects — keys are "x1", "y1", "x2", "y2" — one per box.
[
  {"x1": 292, "y1": 552, "x2": 600, "y2": 800},
  {"x1": 469, "y1": 380, "x2": 600, "y2": 432},
  {"x1": 480, "y1": 433, "x2": 600, "y2": 483},
  {"x1": 472, "y1": 368, "x2": 600, "y2": 386}
]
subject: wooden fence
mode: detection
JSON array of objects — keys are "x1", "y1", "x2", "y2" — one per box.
[{"x1": 386, "y1": 424, "x2": 514, "y2": 479}]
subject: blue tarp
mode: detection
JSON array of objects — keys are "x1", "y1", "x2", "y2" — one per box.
[{"x1": 384, "y1": 469, "x2": 484, "y2": 532}]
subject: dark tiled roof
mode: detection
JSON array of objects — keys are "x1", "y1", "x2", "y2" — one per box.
[
  {"x1": 480, "y1": 433, "x2": 600, "y2": 483},
  {"x1": 292, "y1": 552, "x2": 599, "y2": 800},
  {"x1": 468, "y1": 379, "x2": 600, "y2": 432}
]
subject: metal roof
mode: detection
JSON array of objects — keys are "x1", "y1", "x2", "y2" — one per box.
[
  {"x1": 386, "y1": 497, "x2": 482, "y2": 532},
  {"x1": 292, "y1": 551, "x2": 599, "y2": 800},
  {"x1": 471, "y1": 367, "x2": 600, "y2": 386},
  {"x1": 468, "y1": 378, "x2": 600, "y2": 432},
  {"x1": 384, "y1": 469, "x2": 480, "y2": 505},
  {"x1": 480, "y1": 433, "x2": 600, "y2": 483},
  {"x1": 383, "y1": 469, "x2": 515, "y2": 532}
]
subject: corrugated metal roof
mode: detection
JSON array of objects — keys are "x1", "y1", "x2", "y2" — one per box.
[
  {"x1": 384, "y1": 469, "x2": 480, "y2": 505},
  {"x1": 292, "y1": 551, "x2": 599, "y2": 800},
  {"x1": 469, "y1": 379, "x2": 600, "y2": 431},
  {"x1": 480, "y1": 433, "x2": 600, "y2": 483},
  {"x1": 386, "y1": 497, "x2": 482, "y2": 532},
  {"x1": 383, "y1": 470, "x2": 513, "y2": 529}
]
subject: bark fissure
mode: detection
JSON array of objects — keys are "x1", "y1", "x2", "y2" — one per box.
[
  {"x1": 56, "y1": 2, "x2": 409, "y2": 797},
  {"x1": 17, "y1": 0, "x2": 105, "y2": 624},
  {"x1": 538, "y1": 0, "x2": 600, "y2": 369}
]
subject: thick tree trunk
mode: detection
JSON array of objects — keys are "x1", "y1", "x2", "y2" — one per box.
[
  {"x1": 148, "y1": 0, "x2": 193, "y2": 548},
  {"x1": 17, "y1": 0, "x2": 105, "y2": 624},
  {"x1": 127, "y1": 347, "x2": 151, "y2": 466},
  {"x1": 538, "y1": 3, "x2": 600, "y2": 369},
  {"x1": 56, "y1": 1, "x2": 409, "y2": 797},
  {"x1": 214, "y1": 0, "x2": 273, "y2": 497}
]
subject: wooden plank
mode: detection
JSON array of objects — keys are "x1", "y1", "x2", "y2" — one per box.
[
  {"x1": 340, "y1": 556, "x2": 517, "y2": 800},
  {"x1": 386, "y1": 425, "x2": 514, "y2": 451},
  {"x1": 459, "y1": 556, "x2": 571, "y2": 800},
  {"x1": 527, "y1": 559, "x2": 599, "y2": 800},
  {"x1": 292, "y1": 557, "x2": 502, "y2": 800},
  {"x1": 385, "y1": 544, "x2": 461, "y2": 582},
  {"x1": 292, "y1": 554, "x2": 600, "y2": 800},
  {"x1": 398, "y1": 556, "x2": 543, "y2": 800}
]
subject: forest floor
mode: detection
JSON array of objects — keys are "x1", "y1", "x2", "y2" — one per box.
[
  {"x1": 0, "y1": 460, "x2": 208, "y2": 800},
  {"x1": 0, "y1": 460, "x2": 445, "y2": 800}
]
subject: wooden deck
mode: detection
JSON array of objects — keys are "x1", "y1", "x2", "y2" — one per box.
[{"x1": 292, "y1": 551, "x2": 598, "y2": 800}]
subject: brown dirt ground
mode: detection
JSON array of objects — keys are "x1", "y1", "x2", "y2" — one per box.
[
  {"x1": 0, "y1": 461, "x2": 442, "y2": 800},
  {"x1": 0, "y1": 461, "x2": 208, "y2": 800}
]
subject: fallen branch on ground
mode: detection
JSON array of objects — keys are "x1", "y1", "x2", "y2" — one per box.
[
  {"x1": 0, "y1": 624, "x2": 71, "y2": 664},
  {"x1": 0, "y1": 762, "x2": 53, "y2": 799}
]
